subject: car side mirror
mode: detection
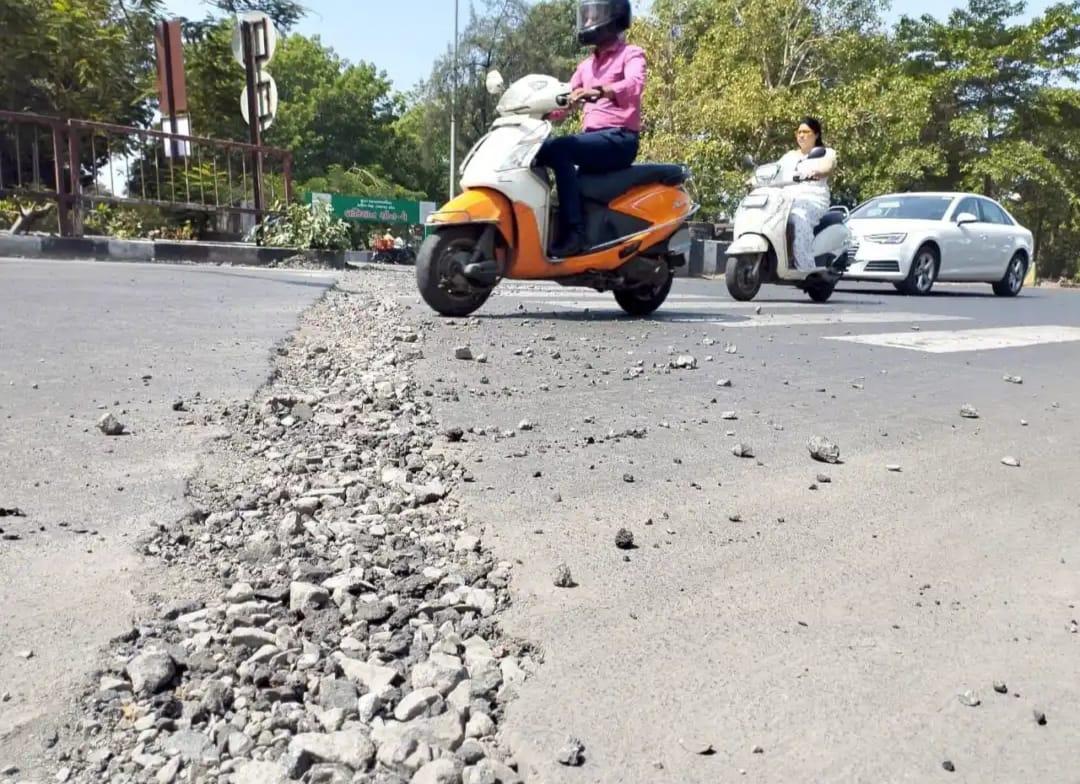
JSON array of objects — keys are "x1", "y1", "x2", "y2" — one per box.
[
  {"x1": 806, "y1": 146, "x2": 827, "y2": 160},
  {"x1": 956, "y1": 211, "x2": 977, "y2": 225},
  {"x1": 485, "y1": 70, "x2": 505, "y2": 95}
]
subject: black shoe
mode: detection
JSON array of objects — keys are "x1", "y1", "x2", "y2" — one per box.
[{"x1": 549, "y1": 231, "x2": 585, "y2": 259}]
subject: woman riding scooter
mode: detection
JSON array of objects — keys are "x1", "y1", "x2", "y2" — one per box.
[
  {"x1": 537, "y1": 0, "x2": 646, "y2": 259},
  {"x1": 776, "y1": 117, "x2": 837, "y2": 271}
]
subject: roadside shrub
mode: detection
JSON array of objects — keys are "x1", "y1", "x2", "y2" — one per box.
[{"x1": 255, "y1": 200, "x2": 351, "y2": 250}]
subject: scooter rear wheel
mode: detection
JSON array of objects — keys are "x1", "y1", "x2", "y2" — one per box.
[
  {"x1": 725, "y1": 255, "x2": 763, "y2": 301},
  {"x1": 805, "y1": 279, "x2": 836, "y2": 302},
  {"x1": 416, "y1": 227, "x2": 494, "y2": 317},
  {"x1": 613, "y1": 266, "x2": 673, "y2": 316}
]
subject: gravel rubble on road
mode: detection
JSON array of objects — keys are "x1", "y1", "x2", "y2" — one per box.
[{"x1": 48, "y1": 275, "x2": 533, "y2": 784}]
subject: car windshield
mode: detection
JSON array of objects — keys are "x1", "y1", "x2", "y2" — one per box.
[{"x1": 850, "y1": 195, "x2": 954, "y2": 221}]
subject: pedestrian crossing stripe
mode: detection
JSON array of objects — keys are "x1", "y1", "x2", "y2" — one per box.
[{"x1": 828, "y1": 325, "x2": 1080, "y2": 353}]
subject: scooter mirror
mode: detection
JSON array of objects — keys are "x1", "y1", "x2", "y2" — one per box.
[
  {"x1": 485, "y1": 71, "x2": 506, "y2": 95},
  {"x1": 806, "y1": 146, "x2": 827, "y2": 160},
  {"x1": 740, "y1": 154, "x2": 756, "y2": 170}
]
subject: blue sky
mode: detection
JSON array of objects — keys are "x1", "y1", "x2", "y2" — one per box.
[{"x1": 165, "y1": 0, "x2": 1057, "y2": 93}]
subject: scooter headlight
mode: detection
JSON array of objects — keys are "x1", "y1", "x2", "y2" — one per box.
[
  {"x1": 497, "y1": 125, "x2": 549, "y2": 171},
  {"x1": 740, "y1": 194, "x2": 768, "y2": 209}
]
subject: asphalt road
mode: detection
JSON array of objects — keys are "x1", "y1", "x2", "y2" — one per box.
[
  {"x1": 408, "y1": 277, "x2": 1080, "y2": 783},
  {"x1": 0, "y1": 259, "x2": 336, "y2": 767}
]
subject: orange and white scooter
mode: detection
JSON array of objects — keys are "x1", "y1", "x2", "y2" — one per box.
[{"x1": 416, "y1": 71, "x2": 696, "y2": 317}]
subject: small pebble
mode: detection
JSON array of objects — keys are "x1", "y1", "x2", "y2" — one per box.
[
  {"x1": 556, "y1": 736, "x2": 586, "y2": 766},
  {"x1": 993, "y1": 681, "x2": 1008, "y2": 694},
  {"x1": 1033, "y1": 709, "x2": 1047, "y2": 725},
  {"x1": 732, "y1": 443, "x2": 754, "y2": 458},
  {"x1": 1001, "y1": 456, "x2": 1020, "y2": 467},
  {"x1": 614, "y1": 528, "x2": 634, "y2": 549},
  {"x1": 553, "y1": 563, "x2": 575, "y2": 588},
  {"x1": 942, "y1": 760, "x2": 955, "y2": 772}
]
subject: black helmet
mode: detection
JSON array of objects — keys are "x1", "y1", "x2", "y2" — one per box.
[{"x1": 577, "y1": 0, "x2": 631, "y2": 47}]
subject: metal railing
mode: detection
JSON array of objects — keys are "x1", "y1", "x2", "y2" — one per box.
[{"x1": 0, "y1": 109, "x2": 292, "y2": 237}]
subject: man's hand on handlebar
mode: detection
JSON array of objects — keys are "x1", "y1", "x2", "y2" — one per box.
[{"x1": 570, "y1": 87, "x2": 604, "y2": 104}]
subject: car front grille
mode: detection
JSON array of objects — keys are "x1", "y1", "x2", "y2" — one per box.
[{"x1": 864, "y1": 260, "x2": 901, "y2": 272}]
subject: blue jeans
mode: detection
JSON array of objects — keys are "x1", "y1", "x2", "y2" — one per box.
[{"x1": 536, "y1": 127, "x2": 639, "y2": 240}]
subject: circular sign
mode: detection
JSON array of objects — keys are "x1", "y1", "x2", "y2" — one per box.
[
  {"x1": 240, "y1": 73, "x2": 278, "y2": 131},
  {"x1": 231, "y1": 11, "x2": 278, "y2": 68}
]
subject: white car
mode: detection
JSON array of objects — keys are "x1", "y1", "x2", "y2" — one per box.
[{"x1": 845, "y1": 192, "x2": 1033, "y2": 296}]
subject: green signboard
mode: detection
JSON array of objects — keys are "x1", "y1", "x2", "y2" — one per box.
[{"x1": 305, "y1": 192, "x2": 435, "y2": 226}]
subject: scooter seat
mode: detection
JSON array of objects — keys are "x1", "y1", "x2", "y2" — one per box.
[
  {"x1": 813, "y1": 210, "x2": 846, "y2": 236},
  {"x1": 579, "y1": 164, "x2": 688, "y2": 204}
]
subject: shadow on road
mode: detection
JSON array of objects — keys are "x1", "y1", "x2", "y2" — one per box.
[{"x1": 836, "y1": 285, "x2": 1006, "y2": 299}]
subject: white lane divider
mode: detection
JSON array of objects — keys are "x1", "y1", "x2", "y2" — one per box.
[{"x1": 828, "y1": 325, "x2": 1080, "y2": 353}]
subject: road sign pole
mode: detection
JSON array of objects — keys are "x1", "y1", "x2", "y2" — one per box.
[
  {"x1": 241, "y1": 20, "x2": 264, "y2": 218},
  {"x1": 161, "y1": 22, "x2": 178, "y2": 159},
  {"x1": 449, "y1": 0, "x2": 458, "y2": 201}
]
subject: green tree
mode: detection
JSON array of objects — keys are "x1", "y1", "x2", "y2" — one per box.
[
  {"x1": 0, "y1": 0, "x2": 161, "y2": 122},
  {"x1": 896, "y1": 0, "x2": 1080, "y2": 277},
  {"x1": 266, "y1": 35, "x2": 400, "y2": 183}
]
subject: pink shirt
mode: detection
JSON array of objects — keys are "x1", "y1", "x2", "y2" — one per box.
[{"x1": 569, "y1": 40, "x2": 647, "y2": 132}]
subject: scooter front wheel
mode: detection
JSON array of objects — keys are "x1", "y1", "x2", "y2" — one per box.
[
  {"x1": 725, "y1": 255, "x2": 763, "y2": 301},
  {"x1": 416, "y1": 227, "x2": 494, "y2": 317}
]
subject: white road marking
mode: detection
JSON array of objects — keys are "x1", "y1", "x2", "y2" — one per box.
[{"x1": 828, "y1": 325, "x2": 1080, "y2": 353}]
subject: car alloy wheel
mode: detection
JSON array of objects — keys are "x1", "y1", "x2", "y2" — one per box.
[
  {"x1": 1006, "y1": 257, "x2": 1023, "y2": 293},
  {"x1": 913, "y1": 250, "x2": 936, "y2": 293}
]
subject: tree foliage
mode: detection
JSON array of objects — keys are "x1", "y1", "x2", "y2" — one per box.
[{"x1": 0, "y1": 0, "x2": 161, "y2": 122}]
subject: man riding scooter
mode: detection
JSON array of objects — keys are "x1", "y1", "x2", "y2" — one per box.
[{"x1": 538, "y1": 0, "x2": 645, "y2": 258}]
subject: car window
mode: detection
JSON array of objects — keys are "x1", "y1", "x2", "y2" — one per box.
[
  {"x1": 849, "y1": 195, "x2": 953, "y2": 221},
  {"x1": 979, "y1": 199, "x2": 1012, "y2": 225},
  {"x1": 953, "y1": 198, "x2": 980, "y2": 223}
]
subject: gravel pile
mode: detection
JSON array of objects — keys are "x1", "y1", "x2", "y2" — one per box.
[{"x1": 53, "y1": 276, "x2": 532, "y2": 784}]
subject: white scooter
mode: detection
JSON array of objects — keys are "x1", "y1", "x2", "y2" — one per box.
[{"x1": 724, "y1": 148, "x2": 852, "y2": 303}]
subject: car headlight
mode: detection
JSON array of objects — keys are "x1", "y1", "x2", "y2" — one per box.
[
  {"x1": 864, "y1": 233, "x2": 907, "y2": 244},
  {"x1": 497, "y1": 126, "x2": 548, "y2": 171}
]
